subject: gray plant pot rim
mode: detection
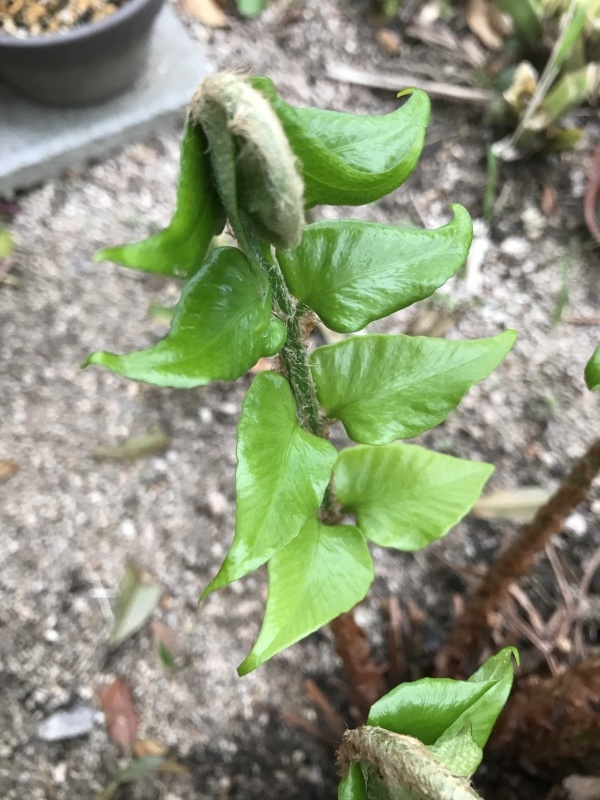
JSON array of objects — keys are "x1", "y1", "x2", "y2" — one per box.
[{"x1": 0, "y1": 0, "x2": 154, "y2": 46}]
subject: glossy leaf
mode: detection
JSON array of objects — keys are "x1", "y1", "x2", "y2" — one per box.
[
  {"x1": 277, "y1": 205, "x2": 472, "y2": 333},
  {"x1": 367, "y1": 647, "x2": 517, "y2": 776},
  {"x1": 95, "y1": 124, "x2": 225, "y2": 278},
  {"x1": 250, "y1": 77, "x2": 430, "y2": 208},
  {"x1": 238, "y1": 518, "x2": 373, "y2": 674},
  {"x1": 334, "y1": 444, "x2": 493, "y2": 551},
  {"x1": 202, "y1": 373, "x2": 338, "y2": 597},
  {"x1": 312, "y1": 331, "x2": 516, "y2": 444},
  {"x1": 585, "y1": 345, "x2": 600, "y2": 391},
  {"x1": 84, "y1": 247, "x2": 286, "y2": 388},
  {"x1": 338, "y1": 763, "x2": 368, "y2": 800}
]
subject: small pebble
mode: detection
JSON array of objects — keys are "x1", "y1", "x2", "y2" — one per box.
[
  {"x1": 199, "y1": 407, "x2": 213, "y2": 424},
  {"x1": 52, "y1": 763, "x2": 67, "y2": 784},
  {"x1": 376, "y1": 28, "x2": 402, "y2": 55},
  {"x1": 218, "y1": 402, "x2": 238, "y2": 417},
  {"x1": 207, "y1": 490, "x2": 228, "y2": 517},
  {"x1": 564, "y1": 512, "x2": 587, "y2": 538},
  {"x1": 37, "y1": 706, "x2": 96, "y2": 742},
  {"x1": 499, "y1": 237, "x2": 530, "y2": 258}
]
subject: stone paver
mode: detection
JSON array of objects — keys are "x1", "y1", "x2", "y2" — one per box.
[{"x1": 0, "y1": 5, "x2": 211, "y2": 194}]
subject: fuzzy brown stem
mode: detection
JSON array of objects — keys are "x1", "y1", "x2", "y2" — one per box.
[
  {"x1": 338, "y1": 726, "x2": 482, "y2": 800},
  {"x1": 436, "y1": 438, "x2": 600, "y2": 678}
]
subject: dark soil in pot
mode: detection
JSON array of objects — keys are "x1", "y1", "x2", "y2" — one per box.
[{"x1": 0, "y1": 0, "x2": 164, "y2": 106}]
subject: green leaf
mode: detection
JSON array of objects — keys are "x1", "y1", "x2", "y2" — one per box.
[
  {"x1": 202, "y1": 373, "x2": 338, "y2": 597},
  {"x1": 334, "y1": 444, "x2": 493, "y2": 551},
  {"x1": 95, "y1": 124, "x2": 225, "y2": 278},
  {"x1": 495, "y1": 0, "x2": 542, "y2": 48},
  {"x1": 236, "y1": 0, "x2": 268, "y2": 17},
  {"x1": 84, "y1": 247, "x2": 286, "y2": 388},
  {"x1": 238, "y1": 518, "x2": 373, "y2": 675},
  {"x1": 368, "y1": 647, "x2": 518, "y2": 774},
  {"x1": 312, "y1": 331, "x2": 516, "y2": 444},
  {"x1": 0, "y1": 227, "x2": 14, "y2": 259},
  {"x1": 585, "y1": 345, "x2": 600, "y2": 391},
  {"x1": 338, "y1": 763, "x2": 368, "y2": 800},
  {"x1": 157, "y1": 641, "x2": 176, "y2": 670},
  {"x1": 109, "y1": 563, "x2": 161, "y2": 647},
  {"x1": 250, "y1": 77, "x2": 430, "y2": 208},
  {"x1": 277, "y1": 206, "x2": 472, "y2": 333},
  {"x1": 429, "y1": 725, "x2": 482, "y2": 778}
]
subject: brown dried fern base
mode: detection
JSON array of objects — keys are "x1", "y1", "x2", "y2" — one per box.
[{"x1": 490, "y1": 655, "x2": 600, "y2": 778}]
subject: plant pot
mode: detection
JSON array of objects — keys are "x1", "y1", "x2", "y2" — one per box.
[{"x1": 0, "y1": 0, "x2": 165, "y2": 107}]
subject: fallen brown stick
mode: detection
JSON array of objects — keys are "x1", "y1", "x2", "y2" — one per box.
[
  {"x1": 435, "y1": 438, "x2": 600, "y2": 677},
  {"x1": 326, "y1": 63, "x2": 493, "y2": 105}
]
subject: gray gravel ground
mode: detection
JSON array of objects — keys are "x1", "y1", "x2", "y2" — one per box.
[{"x1": 1, "y1": 1, "x2": 599, "y2": 798}]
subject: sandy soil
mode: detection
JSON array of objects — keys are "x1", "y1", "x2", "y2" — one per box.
[{"x1": 1, "y1": 1, "x2": 599, "y2": 798}]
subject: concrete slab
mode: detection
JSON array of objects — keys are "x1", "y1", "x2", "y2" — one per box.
[{"x1": 0, "y1": 6, "x2": 212, "y2": 195}]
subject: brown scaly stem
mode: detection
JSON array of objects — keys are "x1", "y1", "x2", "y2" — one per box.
[{"x1": 435, "y1": 438, "x2": 600, "y2": 678}]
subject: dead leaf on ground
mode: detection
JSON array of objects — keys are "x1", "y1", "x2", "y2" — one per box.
[
  {"x1": 180, "y1": 0, "x2": 229, "y2": 27},
  {"x1": 472, "y1": 487, "x2": 553, "y2": 524},
  {"x1": 109, "y1": 562, "x2": 162, "y2": 647},
  {"x1": 99, "y1": 677, "x2": 139, "y2": 751},
  {"x1": 504, "y1": 61, "x2": 538, "y2": 114},
  {"x1": 93, "y1": 429, "x2": 170, "y2": 462},
  {"x1": 584, "y1": 146, "x2": 600, "y2": 242},
  {"x1": 0, "y1": 459, "x2": 18, "y2": 483},
  {"x1": 466, "y1": 0, "x2": 511, "y2": 50},
  {"x1": 133, "y1": 739, "x2": 169, "y2": 758},
  {"x1": 541, "y1": 183, "x2": 558, "y2": 216},
  {"x1": 0, "y1": 199, "x2": 19, "y2": 219}
]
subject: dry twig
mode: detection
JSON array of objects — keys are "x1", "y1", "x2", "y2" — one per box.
[
  {"x1": 326, "y1": 63, "x2": 493, "y2": 105},
  {"x1": 435, "y1": 439, "x2": 600, "y2": 677}
]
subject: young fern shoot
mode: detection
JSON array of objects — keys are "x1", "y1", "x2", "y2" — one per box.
[{"x1": 85, "y1": 72, "x2": 516, "y2": 676}]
